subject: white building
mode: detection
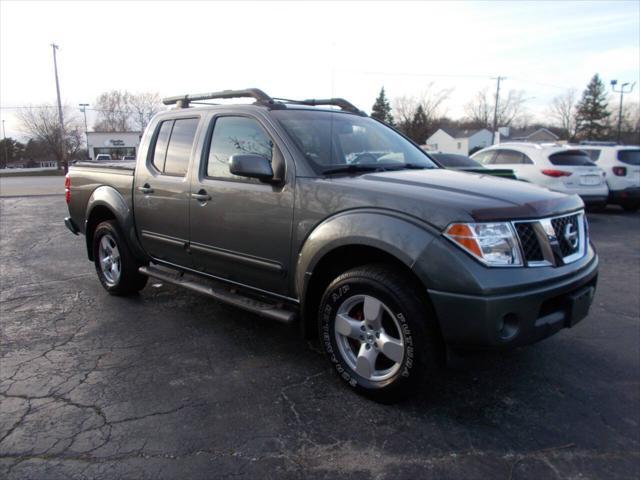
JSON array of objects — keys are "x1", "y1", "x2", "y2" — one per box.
[
  {"x1": 87, "y1": 131, "x2": 142, "y2": 161},
  {"x1": 425, "y1": 128, "x2": 493, "y2": 155}
]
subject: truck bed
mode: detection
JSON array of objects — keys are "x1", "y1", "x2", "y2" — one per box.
[{"x1": 67, "y1": 162, "x2": 135, "y2": 235}]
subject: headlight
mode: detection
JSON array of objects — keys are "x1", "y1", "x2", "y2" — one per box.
[{"x1": 444, "y1": 222, "x2": 522, "y2": 267}]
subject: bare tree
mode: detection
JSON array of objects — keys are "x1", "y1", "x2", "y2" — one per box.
[
  {"x1": 129, "y1": 92, "x2": 163, "y2": 131},
  {"x1": 392, "y1": 83, "x2": 453, "y2": 138},
  {"x1": 93, "y1": 90, "x2": 133, "y2": 132},
  {"x1": 464, "y1": 88, "x2": 528, "y2": 129},
  {"x1": 17, "y1": 105, "x2": 84, "y2": 172},
  {"x1": 548, "y1": 89, "x2": 578, "y2": 140}
]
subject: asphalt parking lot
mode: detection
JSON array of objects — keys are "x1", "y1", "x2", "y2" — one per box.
[{"x1": 1, "y1": 195, "x2": 638, "y2": 479}]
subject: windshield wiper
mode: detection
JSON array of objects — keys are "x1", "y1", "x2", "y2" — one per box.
[{"x1": 322, "y1": 164, "x2": 385, "y2": 175}]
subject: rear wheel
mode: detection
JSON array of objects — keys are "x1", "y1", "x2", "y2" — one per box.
[
  {"x1": 318, "y1": 265, "x2": 441, "y2": 402},
  {"x1": 93, "y1": 220, "x2": 147, "y2": 295},
  {"x1": 622, "y1": 202, "x2": 639, "y2": 212}
]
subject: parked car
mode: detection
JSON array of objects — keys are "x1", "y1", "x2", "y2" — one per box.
[
  {"x1": 471, "y1": 143, "x2": 608, "y2": 206},
  {"x1": 122, "y1": 155, "x2": 136, "y2": 161},
  {"x1": 95, "y1": 154, "x2": 112, "y2": 162},
  {"x1": 576, "y1": 143, "x2": 639, "y2": 211},
  {"x1": 431, "y1": 153, "x2": 517, "y2": 179},
  {"x1": 64, "y1": 89, "x2": 598, "y2": 402}
]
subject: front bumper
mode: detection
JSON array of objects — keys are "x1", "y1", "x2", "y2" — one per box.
[{"x1": 428, "y1": 254, "x2": 598, "y2": 349}]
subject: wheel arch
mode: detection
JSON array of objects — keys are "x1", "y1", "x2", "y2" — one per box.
[
  {"x1": 295, "y1": 210, "x2": 438, "y2": 339},
  {"x1": 85, "y1": 186, "x2": 146, "y2": 262}
]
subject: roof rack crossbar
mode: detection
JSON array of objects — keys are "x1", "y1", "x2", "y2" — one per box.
[
  {"x1": 162, "y1": 88, "x2": 272, "y2": 108},
  {"x1": 272, "y1": 97, "x2": 363, "y2": 114}
]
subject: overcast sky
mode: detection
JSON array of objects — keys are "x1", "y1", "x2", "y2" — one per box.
[{"x1": 1, "y1": 0, "x2": 639, "y2": 139}]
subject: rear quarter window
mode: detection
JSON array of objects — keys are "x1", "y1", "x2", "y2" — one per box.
[
  {"x1": 618, "y1": 149, "x2": 640, "y2": 166},
  {"x1": 548, "y1": 151, "x2": 595, "y2": 166}
]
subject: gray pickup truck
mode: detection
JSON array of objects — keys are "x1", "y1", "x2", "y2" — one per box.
[{"x1": 65, "y1": 88, "x2": 598, "y2": 401}]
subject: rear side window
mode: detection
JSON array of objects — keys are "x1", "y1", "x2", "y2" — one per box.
[
  {"x1": 151, "y1": 121, "x2": 173, "y2": 172},
  {"x1": 163, "y1": 118, "x2": 199, "y2": 176},
  {"x1": 493, "y1": 149, "x2": 532, "y2": 165},
  {"x1": 618, "y1": 149, "x2": 640, "y2": 165},
  {"x1": 583, "y1": 149, "x2": 601, "y2": 161},
  {"x1": 548, "y1": 150, "x2": 595, "y2": 166},
  {"x1": 206, "y1": 116, "x2": 273, "y2": 180}
]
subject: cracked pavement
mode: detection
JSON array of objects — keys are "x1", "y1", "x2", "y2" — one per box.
[{"x1": 0, "y1": 196, "x2": 638, "y2": 479}]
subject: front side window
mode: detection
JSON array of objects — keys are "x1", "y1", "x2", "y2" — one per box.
[
  {"x1": 271, "y1": 110, "x2": 436, "y2": 173},
  {"x1": 473, "y1": 150, "x2": 496, "y2": 164},
  {"x1": 206, "y1": 116, "x2": 273, "y2": 179}
]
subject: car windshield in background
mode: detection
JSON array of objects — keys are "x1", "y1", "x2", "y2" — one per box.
[
  {"x1": 618, "y1": 149, "x2": 640, "y2": 166},
  {"x1": 272, "y1": 109, "x2": 437, "y2": 173},
  {"x1": 548, "y1": 150, "x2": 596, "y2": 166},
  {"x1": 433, "y1": 153, "x2": 482, "y2": 168}
]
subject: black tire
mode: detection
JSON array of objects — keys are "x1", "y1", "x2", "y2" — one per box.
[
  {"x1": 92, "y1": 220, "x2": 147, "y2": 295},
  {"x1": 622, "y1": 202, "x2": 639, "y2": 212},
  {"x1": 318, "y1": 264, "x2": 441, "y2": 403}
]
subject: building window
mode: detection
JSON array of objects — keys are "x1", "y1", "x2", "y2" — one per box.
[{"x1": 457, "y1": 142, "x2": 462, "y2": 150}]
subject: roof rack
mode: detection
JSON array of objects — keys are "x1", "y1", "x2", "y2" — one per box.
[
  {"x1": 272, "y1": 97, "x2": 366, "y2": 115},
  {"x1": 162, "y1": 88, "x2": 365, "y2": 114},
  {"x1": 162, "y1": 88, "x2": 273, "y2": 108}
]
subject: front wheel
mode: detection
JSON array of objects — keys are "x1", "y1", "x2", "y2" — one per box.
[
  {"x1": 318, "y1": 265, "x2": 441, "y2": 402},
  {"x1": 92, "y1": 220, "x2": 147, "y2": 295}
]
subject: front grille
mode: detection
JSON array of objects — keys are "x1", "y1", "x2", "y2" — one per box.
[
  {"x1": 514, "y1": 223, "x2": 543, "y2": 262},
  {"x1": 551, "y1": 214, "x2": 580, "y2": 257},
  {"x1": 513, "y1": 212, "x2": 585, "y2": 267}
]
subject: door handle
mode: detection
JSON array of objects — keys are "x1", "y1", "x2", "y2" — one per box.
[
  {"x1": 191, "y1": 190, "x2": 211, "y2": 202},
  {"x1": 137, "y1": 184, "x2": 154, "y2": 194}
]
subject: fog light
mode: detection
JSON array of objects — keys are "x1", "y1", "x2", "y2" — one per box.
[{"x1": 499, "y1": 313, "x2": 519, "y2": 340}]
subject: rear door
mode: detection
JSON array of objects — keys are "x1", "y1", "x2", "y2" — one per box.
[
  {"x1": 134, "y1": 116, "x2": 201, "y2": 266},
  {"x1": 188, "y1": 113, "x2": 294, "y2": 296}
]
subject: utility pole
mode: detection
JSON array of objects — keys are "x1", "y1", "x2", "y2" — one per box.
[
  {"x1": 51, "y1": 43, "x2": 66, "y2": 171},
  {"x1": 79, "y1": 104, "x2": 90, "y2": 158},
  {"x1": 611, "y1": 80, "x2": 636, "y2": 144},
  {"x1": 2, "y1": 120, "x2": 8, "y2": 168},
  {"x1": 491, "y1": 76, "x2": 506, "y2": 144}
]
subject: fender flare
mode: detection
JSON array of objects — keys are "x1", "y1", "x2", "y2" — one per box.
[
  {"x1": 85, "y1": 186, "x2": 147, "y2": 262},
  {"x1": 294, "y1": 209, "x2": 438, "y2": 301}
]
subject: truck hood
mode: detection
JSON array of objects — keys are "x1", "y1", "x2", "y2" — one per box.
[{"x1": 327, "y1": 168, "x2": 583, "y2": 229}]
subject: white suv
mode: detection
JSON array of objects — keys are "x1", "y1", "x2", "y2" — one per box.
[
  {"x1": 576, "y1": 144, "x2": 639, "y2": 212},
  {"x1": 471, "y1": 143, "x2": 608, "y2": 206}
]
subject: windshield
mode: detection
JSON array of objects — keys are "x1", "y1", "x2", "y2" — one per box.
[
  {"x1": 548, "y1": 150, "x2": 595, "y2": 166},
  {"x1": 618, "y1": 149, "x2": 640, "y2": 166},
  {"x1": 433, "y1": 153, "x2": 482, "y2": 168},
  {"x1": 271, "y1": 109, "x2": 437, "y2": 173}
]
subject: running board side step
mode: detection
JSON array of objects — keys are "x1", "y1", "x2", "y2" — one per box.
[{"x1": 139, "y1": 265, "x2": 297, "y2": 324}]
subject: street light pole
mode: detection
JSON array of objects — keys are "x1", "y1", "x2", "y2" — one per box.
[
  {"x1": 79, "y1": 104, "x2": 90, "y2": 159},
  {"x1": 51, "y1": 43, "x2": 66, "y2": 170},
  {"x1": 491, "y1": 76, "x2": 506, "y2": 144},
  {"x1": 611, "y1": 80, "x2": 636, "y2": 144},
  {"x1": 2, "y1": 120, "x2": 8, "y2": 168}
]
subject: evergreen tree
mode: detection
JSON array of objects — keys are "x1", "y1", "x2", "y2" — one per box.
[
  {"x1": 371, "y1": 87, "x2": 394, "y2": 125},
  {"x1": 409, "y1": 105, "x2": 429, "y2": 143},
  {"x1": 575, "y1": 74, "x2": 610, "y2": 140}
]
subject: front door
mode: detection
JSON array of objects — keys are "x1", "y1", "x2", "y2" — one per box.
[
  {"x1": 134, "y1": 116, "x2": 200, "y2": 266},
  {"x1": 188, "y1": 114, "x2": 294, "y2": 296}
]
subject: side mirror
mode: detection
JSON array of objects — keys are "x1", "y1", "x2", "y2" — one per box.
[{"x1": 229, "y1": 154, "x2": 274, "y2": 181}]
